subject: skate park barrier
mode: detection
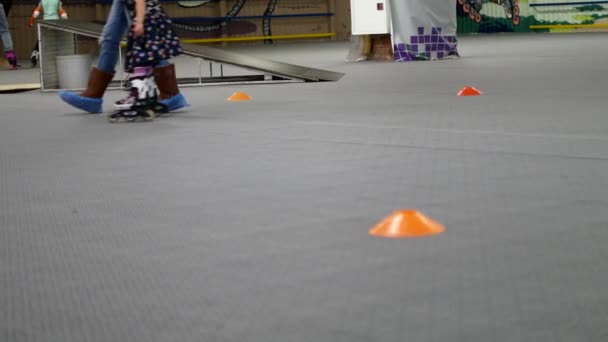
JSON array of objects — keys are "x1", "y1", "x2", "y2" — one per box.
[
  {"x1": 56, "y1": 54, "x2": 92, "y2": 89},
  {"x1": 36, "y1": 20, "x2": 345, "y2": 92}
]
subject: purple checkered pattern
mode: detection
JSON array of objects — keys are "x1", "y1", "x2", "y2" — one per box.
[{"x1": 394, "y1": 27, "x2": 458, "y2": 62}]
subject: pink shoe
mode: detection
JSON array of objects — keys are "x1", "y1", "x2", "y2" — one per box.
[{"x1": 5, "y1": 51, "x2": 20, "y2": 69}]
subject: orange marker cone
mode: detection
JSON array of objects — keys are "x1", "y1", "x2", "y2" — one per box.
[
  {"x1": 227, "y1": 92, "x2": 252, "y2": 101},
  {"x1": 457, "y1": 86, "x2": 482, "y2": 96},
  {"x1": 369, "y1": 209, "x2": 445, "y2": 238}
]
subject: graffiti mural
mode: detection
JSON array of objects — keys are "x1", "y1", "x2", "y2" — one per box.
[
  {"x1": 458, "y1": 0, "x2": 520, "y2": 25},
  {"x1": 91, "y1": 0, "x2": 336, "y2": 43},
  {"x1": 171, "y1": 0, "x2": 303, "y2": 42},
  {"x1": 90, "y1": 0, "x2": 333, "y2": 43},
  {"x1": 458, "y1": 0, "x2": 608, "y2": 33},
  {"x1": 262, "y1": 0, "x2": 278, "y2": 42},
  {"x1": 171, "y1": 0, "x2": 256, "y2": 38}
]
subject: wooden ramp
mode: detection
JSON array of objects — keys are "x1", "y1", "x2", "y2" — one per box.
[{"x1": 37, "y1": 20, "x2": 344, "y2": 91}]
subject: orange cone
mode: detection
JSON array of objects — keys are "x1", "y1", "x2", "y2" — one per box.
[
  {"x1": 457, "y1": 86, "x2": 482, "y2": 96},
  {"x1": 227, "y1": 92, "x2": 252, "y2": 101},
  {"x1": 369, "y1": 209, "x2": 445, "y2": 238}
]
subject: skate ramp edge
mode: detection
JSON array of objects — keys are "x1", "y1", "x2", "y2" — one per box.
[
  {"x1": 0, "y1": 83, "x2": 41, "y2": 94},
  {"x1": 38, "y1": 20, "x2": 345, "y2": 83}
]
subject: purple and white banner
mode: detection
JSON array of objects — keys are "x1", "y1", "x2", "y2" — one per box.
[{"x1": 389, "y1": 0, "x2": 459, "y2": 62}]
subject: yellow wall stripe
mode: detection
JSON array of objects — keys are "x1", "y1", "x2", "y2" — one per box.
[{"x1": 530, "y1": 24, "x2": 608, "y2": 29}]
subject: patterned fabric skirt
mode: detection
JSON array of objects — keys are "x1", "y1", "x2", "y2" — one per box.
[{"x1": 124, "y1": 6, "x2": 182, "y2": 72}]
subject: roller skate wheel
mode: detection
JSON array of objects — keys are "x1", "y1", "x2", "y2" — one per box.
[
  {"x1": 513, "y1": 16, "x2": 520, "y2": 25},
  {"x1": 515, "y1": 5, "x2": 520, "y2": 16},
  {"x1": 458, "y1": 0, "x2": 465, "y2": 4},
  {"x1": 475, "y1": 13, "x2": 482, "y2": 22},
  {"x1": 152, "y1": 103, "x2": 168, "y2": 114},
  {"x1": 143, "y1": 109, "x2": 156, "y2": 121},
  {"x1": 463, "y1": 3, "x2": 470, "y2": 13}
]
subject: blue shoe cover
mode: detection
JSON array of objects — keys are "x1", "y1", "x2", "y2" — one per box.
[
  {"x1": 59, "y1": 91, "x2": 103, "y2": 114},
  {"x1": 159, "y1": 93, "x2": 189, "y2": 112}
]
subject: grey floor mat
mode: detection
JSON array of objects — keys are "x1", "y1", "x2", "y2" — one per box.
[{"x1": 2, "y1": 33, "x2": 608, "y2": 342}]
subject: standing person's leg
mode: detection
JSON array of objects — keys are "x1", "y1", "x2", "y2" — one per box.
[
  {"x1": 59, "y1": 0, "x2": 129, "y2": 113},
  {"x1": 0, "y1": 4, "x2": 14, "y2": 52},
  {"x1": 2, "y1": 0, "x2": 11, "y2": 16},
  {"x1": 0, "y1": 3, "x2": 17, "y2": 68},
  {"x1": 96, "y1": 0, "x2": 130, "y2": 74},
  {"x1": 154, "y1": 60, "x2": 189, "y2": 111},
  {"x1": 59, "y1": 0, "x2": 188, "y2": 113}
]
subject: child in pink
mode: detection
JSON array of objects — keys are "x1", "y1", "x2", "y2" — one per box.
[{"x1": 111, "y1": 0, "x2": 181, "y2": 121}]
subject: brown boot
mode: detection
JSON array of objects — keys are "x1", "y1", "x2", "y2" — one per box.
[
  {"x1": 58, "y1": 67, "x2": 114, "y2": 113},
  {"x1": 80, "y1": 67, "x2": 114, "y2": 99},
  {"x1": 154, "y1": 64, "x2": 188, "y2": 111},
  {"x1": 154, "y1": 64, "x2": 180, "y2": 100}
]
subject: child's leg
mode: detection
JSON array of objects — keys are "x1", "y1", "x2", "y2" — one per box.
[
  {"x1": 108, "y1": 64, "x2": 158, "y2": 122},
  {"x1": 115, "y1": 66, "x2": 157, "y2": 110},
  {"x1": 31, "y1": 41, "x2": 39, "y2": 66}
]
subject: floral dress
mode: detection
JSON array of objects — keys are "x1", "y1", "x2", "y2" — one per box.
[{"x1": 122, "y1": 0, "x2": 182, "y2": 72}]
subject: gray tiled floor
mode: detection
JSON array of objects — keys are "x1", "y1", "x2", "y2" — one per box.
[{"x1": 2, "y1": 33, "x2": 608, "y2": 342}]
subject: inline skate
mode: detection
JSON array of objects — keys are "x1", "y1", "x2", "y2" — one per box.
[
  {"x1": 108, "y1": 71, "x2": 167, "y2": 123},
  {"x1": 459, "y1": 0, "x2": 483, "y2": 23},
  {"x1": 498, "y1": 0, "x2": 520, "y2": 25}
]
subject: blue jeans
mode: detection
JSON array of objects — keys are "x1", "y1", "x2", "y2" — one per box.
[
  {"x1": 0, "y1": 4, "x2": 14, "y2": 52},
  {"x1": 98, "y1": 0, "x2": 169, "y2": 73},
  {"x1": 97, "y1": 0, "x2": 129, "y2": 73}
]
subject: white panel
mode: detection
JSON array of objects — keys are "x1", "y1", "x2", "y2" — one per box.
[{"x1": 351, "y1": 0, "x2": 390, "y2": 35}]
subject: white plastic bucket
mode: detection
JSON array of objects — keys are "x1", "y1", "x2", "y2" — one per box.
[{"x1": 56, "y1": 54, "x2": 92, "y2": 90}]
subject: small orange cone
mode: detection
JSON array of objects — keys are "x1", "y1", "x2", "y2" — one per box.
[
  {"x1": 457, "y1": 86, "x2": 482, "y2": 96},
  {"x1": 227, "y1": 92, "x2": 252, "y2": 101},
  {"x1": 369, "y1": 209, "x2": 445, "y2": 238}
]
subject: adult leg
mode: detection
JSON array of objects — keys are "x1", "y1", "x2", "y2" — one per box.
[
  {"x1": 0, "y1": 3, "x2": 17, "y2": 67},
  {"x1": 59, "y1": 0, "x2": 187, "y2": 113},
  {"x1": 59, "y1": 0, "x2": 129, "y2": 113},
  {"x1": 2, "y1": 0, "x2": 11, "y2": 16},
  {"x1": 0, "y1": 4, "x2": 14, "y2": 52},
  {"x1": 96, "y1": 0, "x2": 130, "y2": 74},
  {"x1": 154, "y1": 60, "x2": 189, "y2": 111}
]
